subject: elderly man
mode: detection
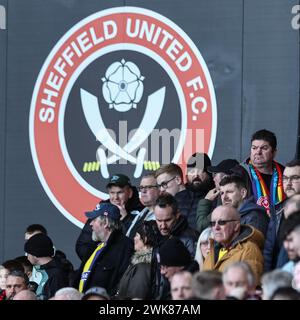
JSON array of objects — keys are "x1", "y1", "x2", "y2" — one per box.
[
  {"x1": 76, "y1": 173, "x2": 143, "y2": 260},
  {"x1": 203, "y1": 205, "x2": 264, "y2": 285},
  {"x1": 76, "y1": 202, "x2": 133, "y2": 296},
  {"x1": 222, "y1": 261, "x2": 257, "y2": 299},
  {"x1": 13, "y1": 289, "x2": 37, "y2": 300}
]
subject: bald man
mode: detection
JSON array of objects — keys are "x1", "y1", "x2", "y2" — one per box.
[
  {"x1": 203, "y1": 206, "x2": 264, "y2": 285},
  {"x1": 13, "y1": 289, "x2": 37, "y2": 300}
]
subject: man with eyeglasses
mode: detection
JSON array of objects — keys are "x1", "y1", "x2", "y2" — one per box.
[
  {"x1": 203, "y1": 205, "x2": 264, "y2": 285},
  {"x1": 126, "y1": 173, "x2": 160, "y2": 239},
  {"x1": 264, "y1": 159, "x2": 300, "y2": 272},
  {"x1": 155, "y1": 163, "x2": 203, "y2": 229}
]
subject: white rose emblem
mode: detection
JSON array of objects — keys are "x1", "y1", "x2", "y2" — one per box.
[{"x1": 102, "y1": 59, "x2": 145, "y2": 112}]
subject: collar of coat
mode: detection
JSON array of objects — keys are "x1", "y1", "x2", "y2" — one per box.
[
  {"x1": 214, "y1": 224, "x2": 265, "y2": 254},
  {"x1": 131, "y1": 248, "x2": 153, "y2": 265}
]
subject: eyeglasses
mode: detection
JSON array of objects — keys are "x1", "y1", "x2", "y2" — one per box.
[
  {"x1": 209, "y1": 219, "x2": 238, "y2": 227},
  {"x1": 138, "y1": 185, "x2": 158, "y2": 192},
  {"x1": 283, "y1": 175, "x2": 300, "y2": 183},
  {"x1": 157, "y1": 176, "x2": 176, "y2": 189}
]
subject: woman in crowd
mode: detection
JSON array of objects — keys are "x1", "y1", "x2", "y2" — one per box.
[
  {"x1": 116, "y1": 221, "x2": 159, "y2": 299},
  {"x1": 194, "y1": 227, "x2": 212, "y2": 270}
]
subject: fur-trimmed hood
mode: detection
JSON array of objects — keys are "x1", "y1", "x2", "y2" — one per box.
[{"x1": 131, "y1": 248, "x2": 153, "y2": 265}]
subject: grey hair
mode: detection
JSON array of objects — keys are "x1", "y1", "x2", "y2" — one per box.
[
  {"x1": 98, "y1": 215, "x2": 122, "y2": 231},
  {"x1": 261, "y1": 270, "x2": 293, "y2": 300},
  {"x1": 194, "y1": 227, "x2": 212, "y2": 270},
  {"x1": 222, "y1": 261, "x2": 255, "y2": 287},
  {"x1": 54, "y1": 287, "x2": 83, "y2": 300}
]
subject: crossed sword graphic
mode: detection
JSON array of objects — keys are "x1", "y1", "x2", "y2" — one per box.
[{"x1": 80, "y1": 87, "x2": 165, "y2": 178}]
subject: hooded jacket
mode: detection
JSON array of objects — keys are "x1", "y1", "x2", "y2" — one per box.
[
  {"x1": 203, "y1": 225, "x2": 264, "y2": 285},
  {"x1": 239, "y1": 196, "x2": 270, "y2": 236},
  {"x1": 36, "y1": 258, "x2": 69, "y2": 300},
  {"x1": 116, "y1": 248, "x2": 153, "y2": 300},
  {"x1": 169, "y1": 214, "x2": 199, "y2": 257}
]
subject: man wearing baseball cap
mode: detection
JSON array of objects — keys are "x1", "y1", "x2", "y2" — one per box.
[
  {"x1": 75, "y1": 202, "x2": 133, "y2": 296},
  {"x1": 106, "y1": 174, "x2": 144, "y2": 231},
  {"x1": 75, "y1": 173, "x2": 143, "y2": 261}
]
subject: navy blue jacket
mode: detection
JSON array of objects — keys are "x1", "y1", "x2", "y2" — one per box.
[{"x1": 239, "y1": 196, "x2": 269, "y2": 236}]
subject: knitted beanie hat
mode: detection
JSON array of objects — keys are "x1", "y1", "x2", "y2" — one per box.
[
  {"x1": 159, "y1": 237, "x2": 191, "y2": 267},
  {"x1": 24, "y1": 233, "x2": 54, "y2": 258}
]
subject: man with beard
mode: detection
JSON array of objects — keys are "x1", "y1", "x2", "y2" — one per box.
[
  {"x1": 76, "y1": 203, "x2": 133, "y2": 296},
  {"x1": 219, "y1": 175, "x2": 269, "y2": 236},
  {"x1": 75, "y1": 174, "x2": 143, "y2": 261},
  {"x1": 155, "y1": 157, "x2": 213, "y2": 229},
  {"x1": 185, "y1": 152, "x2": 214, "y2": 194}
]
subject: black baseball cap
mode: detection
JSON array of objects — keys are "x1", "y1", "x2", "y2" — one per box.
[
  {"x1": 106, "y1": 174, "x2": 131, "y2": 188},
  {"x1": 207, "y1": 159, "x2": 239, "y2": 174}
]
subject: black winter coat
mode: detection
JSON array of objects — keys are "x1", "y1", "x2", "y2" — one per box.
[
  {"x1": 170, "y1": 215, "x2": 199, "y2": 257},
  {"x1": 75, "y1": 187, "x2": 143, "y2": 261},
  {"x1": 75, "y1": 230, "x2": 134, "y2": 296},
  {"x1": 38, "y1": 259, "x2": 69, "y2": 300}
]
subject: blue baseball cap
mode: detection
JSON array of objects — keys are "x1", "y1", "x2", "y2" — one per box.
[{"x1": 85, "y1": 202, "x2": 121, "y2": 221}]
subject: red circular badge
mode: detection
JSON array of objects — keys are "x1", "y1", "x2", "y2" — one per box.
[{"x1": 30, "y1": 7, "x2": 217, "y2": 226}]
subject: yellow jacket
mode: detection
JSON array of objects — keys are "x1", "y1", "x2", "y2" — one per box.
[{"x1": 203, "y1": 225, "x2": 264, "y2": 285}]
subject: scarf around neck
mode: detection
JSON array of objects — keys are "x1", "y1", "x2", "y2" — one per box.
[{"x1": 248, "y1": 160, "x2": 285, "y2": 215}]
